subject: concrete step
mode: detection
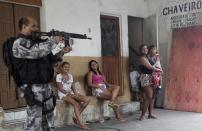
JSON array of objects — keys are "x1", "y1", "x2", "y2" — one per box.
[
  {"x1": 54, "y1": 98, "x2": 140, "y2": 127},
  {"x1": 0, "y1": 101, "x2": 140, "y2": 130},
  {"x1": 3, "y1": 108, "x2": 26, "y2": 122},
  {"x1": 0, "y1": 108, "x2": 26, "y2": 131}
]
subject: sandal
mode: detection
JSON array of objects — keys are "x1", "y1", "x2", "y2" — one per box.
[
  {"x1": 116, "y1": 117, "x2": 126, "y2": 122},
  {"x1": 108, "y1": 102, "x2": 118, "y2": 110},
  {"x1": 72, "y1": 117, "x2": 77, "y2": 124}
]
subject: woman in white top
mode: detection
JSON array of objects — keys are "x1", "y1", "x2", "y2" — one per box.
[{"x1": 56, "y1": 62, "x2": 90, "y2": 130}]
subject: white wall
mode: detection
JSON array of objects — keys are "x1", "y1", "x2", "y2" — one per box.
[
  {"x1": 100, "y1": 0, "x2": 147, "y2": 57},
  {"x1": 40, "y1": 0, "x2": 147, "y2": 57},
  {"x1": 146, "y1": 0, "x2": 170, "y2": 44},
  {"x1": 41, "y1": 0, "x2": 100, "y2": 57}
]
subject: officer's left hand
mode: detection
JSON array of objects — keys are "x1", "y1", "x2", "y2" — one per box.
[
  {"x1": 52, "y1": 36, "x2": 63, "y2": 43},
  {"x1": 62, "y1": 46, "x2": 72, "y2": 54}
]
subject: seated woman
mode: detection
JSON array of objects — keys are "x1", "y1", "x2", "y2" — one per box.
[
  {"x1": 56, "y1": 62, "x2": 90, "y2": 130},
  {"x1": 87, "y1": 60, "x2": 125, "y2": 121}
]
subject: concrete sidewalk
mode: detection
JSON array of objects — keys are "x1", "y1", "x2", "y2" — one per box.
[{"x1": 55, "y1": 109, "x2": 202, "y2": 131}]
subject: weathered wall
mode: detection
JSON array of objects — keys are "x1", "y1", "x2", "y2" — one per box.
[
  {"x1": 40, "y1": 0, "x2": 147, "y2": 57},
  {"x1": 40, "y1": 0, "x2": 148, "y2": 103},
  {"x1": 61, "y1": 56, "x2": 131, "y2": 103}
]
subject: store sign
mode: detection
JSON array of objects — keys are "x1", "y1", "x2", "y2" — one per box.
[{"x1": 162, "y1": 0, "x2": 202, "y2": 29}]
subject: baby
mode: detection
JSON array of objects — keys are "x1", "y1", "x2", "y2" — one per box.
[{"x1": 148, "y1": 45, "x2": 163, "y2": 87}]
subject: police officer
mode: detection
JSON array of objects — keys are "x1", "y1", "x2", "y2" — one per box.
[{"x1": 12, "y1": 16, "x2": 72, "y2": 131}]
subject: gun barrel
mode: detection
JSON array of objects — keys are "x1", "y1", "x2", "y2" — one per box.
[
  {"x1": 67, "y1": 33, "x2": 87, "y2": 39},
  {"x1": 69, "y1": 33, "x2": 92, "y2": 40},
  {"x1": 32, "y1": 30, "x2": 92, "y2": 40},
  {"x1": 53, "y1": 31, "x2": 91, "y2": 40}
]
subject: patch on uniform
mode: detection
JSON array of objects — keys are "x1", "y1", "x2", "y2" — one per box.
[{"x1": 19, "y1": 38, "x2": 32, "y2": 49}]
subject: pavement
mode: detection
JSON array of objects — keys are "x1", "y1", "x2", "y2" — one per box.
[{"x1": 55, "y1": 109, "x2": 202, "y2": 131}]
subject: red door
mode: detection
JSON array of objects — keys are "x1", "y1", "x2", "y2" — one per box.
[
  {"x1": 165, "y1": 26, "x2": 202, "y2": 112},
  {"x1": 100, "y1": 15, "x2": 123, "y2": 95}
]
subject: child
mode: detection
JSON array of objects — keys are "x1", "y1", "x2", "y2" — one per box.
[
  {"x1": 129, "y1": 64, "x2": 141, "y2": 101},
  {"x1": 148, "y1": 45, "x2": 163, "y2": 88}
]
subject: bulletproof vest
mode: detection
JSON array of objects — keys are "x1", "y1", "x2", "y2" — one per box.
[
  {"x1": 14, "y1": 34, "x2": 56, "y2": 85},
  {"x1": 16, "y1": 56, "x2": 54, "y2": 84}
]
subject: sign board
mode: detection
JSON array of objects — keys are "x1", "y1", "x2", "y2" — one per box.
[{"x1": 161, "y1": 0, "x2": 202, "y2": 29}]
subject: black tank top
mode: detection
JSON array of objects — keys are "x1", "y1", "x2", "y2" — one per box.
[{"x1": 139, "y1": 65, "x2": 152, "y2": 74}]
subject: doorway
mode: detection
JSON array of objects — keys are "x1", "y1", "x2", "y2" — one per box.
[
  {"x1": 128, "y1": 15, "x2": 157, "y2": 68},
  {"x1": 128, "y1": 16, "x2": 161, "y2": 105},
  {"x1": 128, "y1": 16, "x2": 143, "y2": 70},
  {"x1": 0, "y1": 1, "x2": 40, "y2": 109},
  {"x1": 100, "y1": 15, "x2": 123, "y2": 95}
]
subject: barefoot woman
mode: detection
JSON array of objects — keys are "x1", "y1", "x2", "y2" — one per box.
[
  {"x1": 138, "y1": 45, "x2": 162, "y2": 120},
  {"x1": 56, "y1": 62, "x2": 90, "y2": 129}
]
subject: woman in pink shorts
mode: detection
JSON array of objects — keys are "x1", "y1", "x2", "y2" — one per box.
[{"x1": 87, "y1": 60, "x2": 125, "y2": 121}]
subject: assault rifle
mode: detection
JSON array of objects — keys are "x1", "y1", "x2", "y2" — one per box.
[{"x1": 32, "y1": 29, "x2": 92, "y2": 47}]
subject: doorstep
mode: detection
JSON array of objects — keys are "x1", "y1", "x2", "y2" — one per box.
[
  {"x1": 0, "y1": 101, "x2": 140, "y2": 130},
  {"x1": 0, "y1": 107, "x2": 26, "y2": 131}
]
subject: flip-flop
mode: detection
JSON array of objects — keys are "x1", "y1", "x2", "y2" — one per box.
[
  {"x1": 116, "y1": 117, "x2": 126, "y2": 122},
  {"x1": 72, "y1": 117, "x2": 77, "y2": 124},
  {"x1": 108, "y1": 102, "x2": 118, "y2": 110}
]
